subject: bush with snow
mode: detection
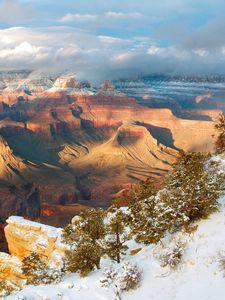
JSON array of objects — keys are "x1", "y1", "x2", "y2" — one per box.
[
  {"x1": 215, "y1": 112, "x2": 225, "y2": 153},
  {"x1": 99, "y1": 266, "x2": 118, "y2": 288},
  {"x1": 116, "y1": 262, "x2": 142, "y2": 292},
  {"x1": 155, "y1": 237, "x2": 187, "y2": 270},
  {"x1": 100, "y1": 262, "x2": 142, "y2": 292},
  {"x1": 0, "y1": 280, "x2": 19, "y2": 298},
  {"x1": 105, "y1": 208, "x2": 129, "y2": 263}
]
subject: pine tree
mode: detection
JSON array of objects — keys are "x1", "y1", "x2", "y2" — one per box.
[
  {"x1": 65, "y1": 238, "x2": 103, "y2": 277},
  {"x1": 62, "y1": 208, "x2": 106, "y2": 276},
  {"x1": 215, "y1": 112, "x2": 225, "y2": 153},
  {"x1": 129, "y1": 151, "x2": 224, "y2": 245},
  {"x1": 130, "y1": 194, "x2": 172, "y2": 244},
  {"x1": 22, "y1": 252, "x2": 48, "y2": 285},
  {"x1": 105, "y1": 208, "x2": 129, "y2": 263},
  {"x1": 163, "y1": 151, "x2": 224, "y2": 226},
  {"x1": 22, "y1": 252, "x2": 62, "y2": 285},
  {"x1": 113, "y1": 179, "x2": 157, "y2": 207}
]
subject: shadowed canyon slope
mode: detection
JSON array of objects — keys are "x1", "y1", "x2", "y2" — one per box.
[{"x1": 0, "y1": 74, "x2": 219, "y2": 224}]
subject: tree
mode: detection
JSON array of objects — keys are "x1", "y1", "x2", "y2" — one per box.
[
  {"x1": 22, "y1": 252, "x2": 48, "y2": 285},
  {"x1": 215, "y1": 112, "x2": 225, "y2": 153},
  {"x1": 113, "y1": 179, "x2": 158, "y2": 208},
  {"x1": 65, "y1": 239, "x2": 103, "y2": 277},
  {"x1": 62, "y1": 208, "x2": 106, "y2": 276},
  {"x1": 22, "y1": 252, "x2": 62, "y2": 285},
  {"x1": 105, "y1": 208, "x2": 129, "y2": 263},
  {"x1": 163, "y1": 151, "x2": 224, "y2": 226},
  {"x1": 129, "y1": 151, "x2": 224, "y2": 245},
  {"x1": 130, "y1": 194, "x2": 172, "y2": 244}
]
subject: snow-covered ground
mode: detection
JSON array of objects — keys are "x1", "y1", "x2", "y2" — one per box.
[{"x1": 5, "y1": 158, "x2": 225, "y2": 300}]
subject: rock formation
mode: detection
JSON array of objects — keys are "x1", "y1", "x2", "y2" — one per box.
[
  {"x1": 0, "y1": 216, "x2": 65, "y2": 281},
  {"x1": 5, "y1": 216, "x2": 64, "y2": 268}
]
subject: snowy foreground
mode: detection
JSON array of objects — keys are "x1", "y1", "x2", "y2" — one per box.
[{"x1": 5, "y1": 197, "x2": 225, "y2": 300}]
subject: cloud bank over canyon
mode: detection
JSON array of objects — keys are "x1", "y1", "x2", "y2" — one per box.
[{"x1": 0, "y1": 0, "x2": 225, "y2": 81}]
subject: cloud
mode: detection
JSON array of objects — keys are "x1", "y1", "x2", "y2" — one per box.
[
  {"x1": 60, "y1": 13, "x2": 98, "y2": 23},
  {"x1": 59, "y1": 11, "x2": 143, "y2": 23},
  {"x1": 0, "y1": 0, "x2": 35, "y2": 23},
  {"x1": 1, "y1": 25, "x2": 225, "y2": 83}
]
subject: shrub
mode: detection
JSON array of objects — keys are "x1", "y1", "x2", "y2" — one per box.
[
  {"x1": 116, "y1": 262, "x2": 142, "y2": 292},
  {"x1": 105, "y1": 208, "x2": 129, "y2": 263},
  {"x1": 219, "y1": 255, "x2": 225, "y2": 276},
  {"x1": 130, "y1": 194, "x2": 173, "y2": 244},
  {"x1": 0, "y1": 280, "x2": 18, "y2": 297},
  {"x1": 99, "y1": 266, "x2": 118, "y2": 288},
  {"x1": 156, "y1": 238, "x2": 186, "y2": 270}
]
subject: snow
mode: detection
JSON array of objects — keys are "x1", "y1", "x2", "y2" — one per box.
[
  {"x1": 5, "y1": 157, "x2": 225, "y2": 300},
  {"x1": 6, "y1": 216, "x2": 62, "y2": 239}
]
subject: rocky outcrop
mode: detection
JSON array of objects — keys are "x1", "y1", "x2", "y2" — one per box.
[
  {"x1": 0, "y1": 216, "x2": 65, "y2": 281},
  {"x1": 53, "y1": 74, "x2": 82, "y2": 89},
  {"x1": 4, "y1": 216, "x2": 65, "y2": 268}
]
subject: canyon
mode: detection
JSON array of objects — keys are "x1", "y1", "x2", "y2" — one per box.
[{"x1": 0, "y1": 73, "x2": 221, "y2": 231}]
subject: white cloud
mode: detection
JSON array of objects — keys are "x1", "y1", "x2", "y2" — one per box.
[
  {"x1": 1, "y1": 26, "x2": 225, "y2": 82},
  {"x1": 59, "y1": 11, "x2": 143, "y2": 24},
  {"x1": 105, "y1": 12, "x2": 142, "y2": 20},
  {"x1": 60, "y1": 13, "x2": 97, "y2": 23},
  {"x1": 147, "y1": 46, "x2": 160, "y2": 55}
]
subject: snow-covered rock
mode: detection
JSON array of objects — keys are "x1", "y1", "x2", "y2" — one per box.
[
  {"x1": 5, "y1": 216, "x2": 65, "y2": 269},
  {"x1": 50, "y1": 74, "x2": 94, "y2": 95}
]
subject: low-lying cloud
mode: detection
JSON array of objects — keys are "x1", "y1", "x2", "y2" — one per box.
[{"x1": 0, "y1": 25, "x2": 225, "y2": 83}]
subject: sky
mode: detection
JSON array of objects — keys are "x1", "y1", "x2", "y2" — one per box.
[{"x1": 0, "y1": 0, "x2": 225, "y2": 82}]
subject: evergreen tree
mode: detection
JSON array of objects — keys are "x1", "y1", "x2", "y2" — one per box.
[
  {"x1": 22, "y1": 252, "x2": 62, "y2": 285},
  {"x1": 65, "y1": 238, "x2": 103, "y2": 277},
  {"x1": 113, "y1": 179, "x2": 158, "y2": 207},
  {"x1": 129, "y1": 151, "x2": 224, "y2": 245},
  {"x1": 130, "y1": 194, "x2": 172, "y2": 244},
  {"x1": 215, "y1": 112, "x2": 225, "y2": 153},
  {"x1": 163, "y1": 151, "x2": 224, "y2": 225},
  {"x1": 105, "y1": 208, "x2": 129, "y2": 263},
  {"x1": 62, "y1": 208, "x2": 106, "y2": 276},
  {"x1": 22, "y1": 252, "x2": 48, "y2": 285}
]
